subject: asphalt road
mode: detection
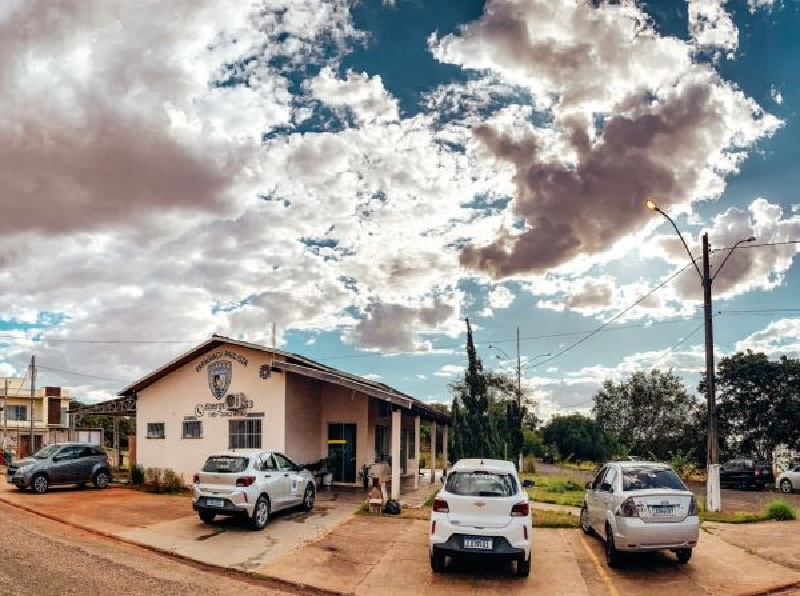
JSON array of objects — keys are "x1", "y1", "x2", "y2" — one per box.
[{"x1": 0, "y1": 501, "x2": 303, "y2": 596}]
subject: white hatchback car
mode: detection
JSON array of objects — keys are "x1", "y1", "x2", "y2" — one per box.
[
  {"x1": 580, "y1": 461, "x2": 699, "y2": 567},
  {"x1": 429, "y1": 459, "x2": 532, "y2": 577},
  {"x1": 777, "y1": 464, "x2": 800, "y2": 493},
  {"x1": 192, "y1": 450, "x2": 315, "y2": 530}
]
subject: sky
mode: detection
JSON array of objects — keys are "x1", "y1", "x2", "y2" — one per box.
[{"x1": 1, "y1": 0, "x2": 799, "y2": 419}]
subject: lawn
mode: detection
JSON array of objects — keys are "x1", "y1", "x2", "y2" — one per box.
[
  {"x1": 522, "y1": 473, "x2": 585, "y2": 508},
  {"x1": 357, "y1": 502, "x2": 580, "y2": 528}
]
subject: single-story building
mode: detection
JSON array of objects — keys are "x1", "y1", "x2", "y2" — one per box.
[{"x1": 120, "y1": 335, "x2": 451, "y2": 498}]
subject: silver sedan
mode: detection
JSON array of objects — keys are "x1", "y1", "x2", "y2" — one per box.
[{"x1": 580, "y1": 461, "x2": 700, "y2": 567}]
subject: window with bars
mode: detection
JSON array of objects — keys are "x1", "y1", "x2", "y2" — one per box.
[
  {"x1": 146, "y1": 422, "x2": 165, "y2": 439},
  {"x1": 7, "y1": 405, "x2": 28, "y2": 421},
  {"x1": 229, "y1": 419, "x2": 262, "y2": 449},
  {"x1": 374, "y1": 425, "x2": 389, "y2": 462},
  {"x1": 182, "y1": 420, "x2": 202, "y2": 439}
]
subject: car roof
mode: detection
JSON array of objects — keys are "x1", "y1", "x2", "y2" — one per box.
[
  {"x1": 205, "y1": 450, "x2": 273, "y2": 458},
  {"x1": 450, "y1": 459, "x2": 517, "y2": 473},
  {"x1": 607, "y1": 460, "x2": 671, "y2": 469}
]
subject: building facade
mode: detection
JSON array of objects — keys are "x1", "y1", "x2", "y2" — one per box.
[
  {"x1": 123, "y1": 336, "x2": 450, "y2": 498},
  {"x1": 1, "y1": 378, "x2": 72, "y2": 457}
]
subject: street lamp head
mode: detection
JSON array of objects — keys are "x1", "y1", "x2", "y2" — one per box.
[
  {"x1": 646, "y1": 198, "x2": 658, "y2": 211},
  {"x1": 745, "y1": 236, "x2": 756, "y2": 243}
]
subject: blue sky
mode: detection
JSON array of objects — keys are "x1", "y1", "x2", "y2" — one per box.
[{"x1": 0, "y1": 0, "x2": 798, "y2": 415}]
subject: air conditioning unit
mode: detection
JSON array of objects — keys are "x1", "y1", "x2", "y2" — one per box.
[{"x1": 225, "y1": 393, "x2": 245, "y2": 410}]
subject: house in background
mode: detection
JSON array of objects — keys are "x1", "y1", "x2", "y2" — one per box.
[{"x1": 1, "y1": 378, "x2": 72, "y2": 457}]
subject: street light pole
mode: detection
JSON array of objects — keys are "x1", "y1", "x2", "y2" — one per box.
[{"x1": 647, "y1": 199, "x2": 753, "y2": 513}]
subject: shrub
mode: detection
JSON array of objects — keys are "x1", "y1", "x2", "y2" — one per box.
[
  {"x1": 130, "y1": 464, "x2": 145, "y2": 485},
  {"x1": 522, "y1": 456, "x2": 536, "y2": 473},
  {"x1": 144, "y1": 467, "x2": 163, "y2": 490},
  {"x1": 161, "y1": 469, "x2": 185, "y2": 493},
  {"x1": 765, "y1": 499, "x2": 796, "y2": 521}
]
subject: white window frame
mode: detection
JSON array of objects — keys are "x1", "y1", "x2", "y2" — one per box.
[
  {"x1": 7, "y1": 405, "x2": 28, "y2": 421},
  {"x1": 182, "y1": 420, "x2": 202, "y2": 439},
  {"x1": 146, "y1": 422, "x2": 165, "y2": 439},
  {"x1": 229, "y1": 419, "x2": 261, "y2": 450}
]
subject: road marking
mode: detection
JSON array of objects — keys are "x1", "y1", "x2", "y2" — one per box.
[{"x1": 580, "y1": 535, "x2": 621, "y2": 596}]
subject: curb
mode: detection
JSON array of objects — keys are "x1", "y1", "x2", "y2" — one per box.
[
  {"x1": 0, "y1": 495, "x2": 349, "y2": 596},
  {"x1": 741, "y1": 581, "x2": 800, "y2": 596}
]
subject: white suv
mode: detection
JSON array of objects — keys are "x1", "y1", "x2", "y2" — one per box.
[
  {"x1": 580, "y1": 461, "x2": 700, "y2": 567},
  {"x1": 192, "y1": 450, "x2": 315, "y2": 530},
  {"x1": 429, "y1": 459, "x2": 532, "y2": 577}
]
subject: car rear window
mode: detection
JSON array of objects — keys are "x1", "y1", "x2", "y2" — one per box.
[
  {"x1": 445, "y1": 471, "x2": 518, "y2": 497},
  {"x1": 202, "y1": 456, "x2": 249, "y2": 473},
  {"x1": 622, "y1": 467, "x2": 686, "y2": 491}
]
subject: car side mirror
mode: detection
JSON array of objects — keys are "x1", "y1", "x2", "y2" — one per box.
[
  {"x1": 600, "y1": 482, "x2": 612, "y2": 492},
  {"x1": 522, "y1": 479, "x2": 535, "y2": 488}
]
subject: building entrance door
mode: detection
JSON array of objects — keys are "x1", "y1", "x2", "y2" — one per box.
[{"x1": 327, "y1": 423, "x2": 357, "y2": 483}]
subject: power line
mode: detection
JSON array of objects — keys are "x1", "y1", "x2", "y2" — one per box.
[{"x1": 36, "y1": 365, "x2": 128, "y2": 384}]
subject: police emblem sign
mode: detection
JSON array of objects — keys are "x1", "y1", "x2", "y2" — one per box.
[{"x1": 208, "y1": 360, "x2": 232, "y2": 400}]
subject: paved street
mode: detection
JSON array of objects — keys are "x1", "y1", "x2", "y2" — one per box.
[{"x1": 0, "y1": 500, "x2": 303, "y2": 596}]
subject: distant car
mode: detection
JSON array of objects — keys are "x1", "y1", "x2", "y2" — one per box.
[
  {"x1": 776, "y1": 464, "x2": 800, "y2": 494},
  {"x1": 580, "y1": 461, "x2": 699, "y2": 568},
  {"x1": 428, "y1": 459, "x2": 532, "y2": 577},
  {"x1": 542, "y1": 453, "x2": 555, "y2": 464},
  {"x1": 720, "y1": 459, "x2": 774, "y2": 490},
  {"x1": 192, "y1": 450, "x2": 315, "y2": 530},
  {"x1": 7, "y1": 442, "x2": 110, "y2": 494}
]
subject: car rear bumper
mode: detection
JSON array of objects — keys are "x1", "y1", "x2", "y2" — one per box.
[
  {"x1": 432, "y1": 534, "x2": 527, "y2": 561},
  {"x1": 192, "y1": 495, "x2": 253, "y2": 516},
  {"x1": 614, "y1": 516, "x2": 700, "y2": 552},
  {"x1": 429, "y1": 517, "x2": 531, "y2": 560}
]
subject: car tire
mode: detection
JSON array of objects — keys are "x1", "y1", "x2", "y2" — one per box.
[
  {"x1": 676, "y1": 548, "x2": 692, "y2": 564},
  {"x1": 302, "y1": 483, "x2": 315, "y2": 512},
  {"x1": 250, "y1": 495, "x2": 270, "y2": 530},
  {"x1": 605, "y1": 525, "x2": 621, "y2": 569},
  {"x1": 32, "y1": 473, "x2": 49, "y2": 494},
  {"x1": 430, "y1": 550, "x2": 445, "y2": 573},
  {"x1": 516, "y1": 555, "x2": 531, "y2": 578},
  {"x1": 199, "y1": 511, "x2": 216, "y2": 524},
  {"x1": 77, "y1": 482, "x2": 86, "y2": 489},
  {"x1": 781, "y1": 479, "x2": 793, "y2": 494},
  {"x1": 93, "y1": 470, "x2": 110, "y2": 490},
  {"x1": 580, "y1": 505, "x2": 593, "y2": 536}
]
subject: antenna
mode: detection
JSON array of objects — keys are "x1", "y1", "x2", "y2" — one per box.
[{"x1": 271, "y1": 322, "x2": 276, "y2": 370}]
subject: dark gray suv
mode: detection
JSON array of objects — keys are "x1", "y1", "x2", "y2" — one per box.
[{"x1": 7, "y1": 442, "x2": 111, "y2": 494}]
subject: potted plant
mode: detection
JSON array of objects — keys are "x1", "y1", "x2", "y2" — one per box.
[{"x1": 359, "y1": 463, "x2": 372, "y2": 490}]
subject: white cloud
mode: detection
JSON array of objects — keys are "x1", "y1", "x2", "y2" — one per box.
[
  {"x1": 306, "y1": 66, "x2": 400, "y2": 125},
  {"x1": 734, "y1": 318, "x2": 800, "y2": 357},
  {"x1": 688, "y1": 0, "x2": 738, "y2": 52},
  {"x1": 0, "y1": 362, "x2": 17, "y2": 377},
  {"x1": 771, "y1": 85, "x2": 784, "y2": 105},
  {"x1": 433, "y1": 364, "x2": 463, "y2": 378},
  {"x1": 487, "y1": 286, "x2": 515, "y2": 309},
  {"x1": 748, "y1": 0, "x2": 778, "y2": 12}
]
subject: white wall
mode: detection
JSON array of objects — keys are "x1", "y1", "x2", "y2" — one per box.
[{"x1": 136, "y1": 344, "x2": 286, "y2": 483}]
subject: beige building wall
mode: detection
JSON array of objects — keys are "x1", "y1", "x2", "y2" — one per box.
[
  {"x1": 284, "y1": 373, "x2": 322, "y2": 465},
  {"x1": 136, "y1": 344, "x2": 286, "y2": 484},
  {"x1": 366, "y1": 399, "x2": 418, "y2": 478},
  {"x1": 319, "y1": 383, "x2": 370, "y2": 485}
]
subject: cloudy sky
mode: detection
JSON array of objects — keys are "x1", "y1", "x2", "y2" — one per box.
[{"x1": 1, "y1": 0, "x2": 798, "y2": 417}]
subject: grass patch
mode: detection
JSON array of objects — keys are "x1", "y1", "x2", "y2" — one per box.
[
  {"x1": 699, "y1": 498, "x2": 797, "y2": 524},
  {"x1": 560, "y1": 461, "x2": 598, "y2": 472},
  {"x1": 533, "y1": 509, "x2": 580, "y2": 528},
  {"x1": 765, "y1": 499, "x2": 796, "y2": 521},
  {"x1": 521, "y1": 473, "x2": 585, "y2": 508}
]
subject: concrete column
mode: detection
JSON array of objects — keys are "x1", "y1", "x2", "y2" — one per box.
[
  {"x1": 442, "y1": 425, "x2": 449, "y2": 478},
  {"x1": 413, "y1": 415, "x2": 421, "y2": 489},
  {"x1": 430, "y1": 421, "x2": 437, "y2": 484},
  {"x1": 391, "y1": 408, "x2": 401, "y2": 500}
]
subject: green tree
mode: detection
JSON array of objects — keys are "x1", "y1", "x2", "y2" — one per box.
[
  {"x1": 541, "y1": 414, "x2": 619, "y2": 462},
  {"x1": 523, "y1": 429, "x2": 544, "y2": 457},
  {"x1": 593, "y1": 370, "x2": 701, "y2": 461}
]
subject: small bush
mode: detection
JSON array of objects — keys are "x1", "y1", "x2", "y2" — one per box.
[
  {"x1": 144, "y1": 467, "x2": 163, "y2": 490},
  {"x1": 161, "y1": 469, "x2": 184, "y2": 493},
  {"x1": 130, "y1": 464, "x2": 145, "y2": 485},
  {"x1": 522, "y1": 456, "x2": 536, "y2": 474},
  {"x1": 765, "y1": 499, "x2": 796, "y2": 521}
]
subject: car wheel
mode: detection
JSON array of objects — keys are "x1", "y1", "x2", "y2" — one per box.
[
  {"x1": 32, "y1": 474, "x2": 49, "y2": 494},
  {"x1": 781, "y1": 479, "x2": 793, "y2": 494},
  {"x1": 605, "y1": 526, "x2": 621, "y2": 569},
  {"x1": 580, "y1": 506, "x2": 593, "y2": 536},
  {"x1": 302, "y1": 484, "x2": 315, "y2": 512},
  {"x1": 430, "y1": 550, "x2": 445, "y2": 573},
  {"x1": 199, "y1": 511, "x2": 216, "y2": 524},
  {"x1": 76, "y1": 482, "x2": 86, "y2": 489},
  {"x1": 516, "y1": 555, "x2": 531, "y2": 578},
  {"x1": 676, "y1": 548, "x2": 692, "y2": 564},
  {"x1": 250, "y1": 495, "x2": 270, "y2": 530},
  {"x1": 93, "y1": 470, "x2": 109, "y2": 489}
]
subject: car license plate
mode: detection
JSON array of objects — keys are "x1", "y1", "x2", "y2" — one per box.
[
  {"x1": 464, "y1": 537, "x2": 492, "y2": 550},
  {"x1": 206, "y1": 499, "x2": 224, "y2": 508},
  {"x1": 651, "y1": 506, "x2": 675, "y2": 516}
]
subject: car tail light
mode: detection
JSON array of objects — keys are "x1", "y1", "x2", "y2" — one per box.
[
  {"x1": 193, "y1": 474, "x2": 200, "y2": 484},
  {"x1": 432, "y1": 498, "x2": 449, "y2": 513},
  {"x1": 755, "y1": 468, "x2": 761, "y2": 476},
  {"x1": 688, "y1": 496, "x2": 698, "y2": 516},
  {"x1": 619, "y1": 497, "x2": 639, "y2": 517},
  {"x1": 511, "y1": 501, "x2": 530, "y2": 517},
  {"x1": 236, "y1": 476, "x2": 256, "y2": 487}
]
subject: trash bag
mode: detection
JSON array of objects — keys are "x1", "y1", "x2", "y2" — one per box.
[{"x1": 383, "y1": 499, "x2": 401, "y2": 515}]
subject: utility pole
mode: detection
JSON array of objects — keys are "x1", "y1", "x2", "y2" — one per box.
[
  {"x1": 702, "y1": 233, "x2": 721, "y2": 512},
  {"x1": 29, "y1": 355, "x2": 36, "y2": 455},
  {"x1": 2, "y1": 378, "x2": 8, "y2": 450},
  {"x1": 516, "y1": 327, "x2": 523, "y2": 472}
]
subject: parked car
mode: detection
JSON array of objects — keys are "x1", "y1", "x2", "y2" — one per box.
[
  {"x1": 776, "y1": 464, "x2": 800, "y2": 493},
  {"x1": 6, "y1": 442, "x2": 111, "y2": 494},
  {"x1": 192, "y1": 450, "x2": 315, "y2": 530},
  {"x1": 428, "y1": 458, "x2": 532, "y2": 577},
  {"x1": 580, "y1": 461, "x2": 699, "y2": 568},
  {"x1": 720, "y1": 459, "x2": 774, "y2": 490}
]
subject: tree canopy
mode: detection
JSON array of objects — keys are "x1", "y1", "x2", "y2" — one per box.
[{"x1": 541, "y1": 414, "x2": 620, "y2": 462}]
